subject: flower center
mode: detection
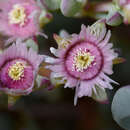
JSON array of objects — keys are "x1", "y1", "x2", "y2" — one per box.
[
  {"x1": 8, "y1": 61, "x2": 25, "y2": 81},
  {"x1": 73, "y1": 50, "x2": 95, "y2": 72},
  {"x1": 8, "y1": 4, "x2": 27, "y2": 26},
  {"x1": 64, "y1": 41, "x2": 103, "y2": 80}
]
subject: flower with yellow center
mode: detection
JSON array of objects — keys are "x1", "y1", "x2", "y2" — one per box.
[
  {"x1": 73, "y1": 50, "x2": 95, "y2": 72},
  {"x1": 45, "y1": 22, "x2": 119, "y2": 106},
  {"x1": 8, "y1": 4, "x2": 27, "y2": 26},
  {"x1": 8, "y1": 62, "x2": 25, "y2": 81}
]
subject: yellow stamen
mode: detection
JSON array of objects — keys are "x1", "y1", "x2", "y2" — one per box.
[
  {"x1": 73, "y1": 50, "x2": 95, "y2": 72},
  {"x1": 8, "y1": 4, "x2": 27, "y2": 26},
  {"x1": 8, "y1": 62, "x2": 25, "y2": 81}
]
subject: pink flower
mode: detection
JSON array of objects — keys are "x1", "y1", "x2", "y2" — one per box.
[
  {"x1": 45, "y1": 20, "x2": 118, "y2": 105},
  {"x1": 0, "y1": 0, "x2": 44, "y2": 43},
  {"x1": 0, "y1": 41, "x2": 43, "y2": 96}
]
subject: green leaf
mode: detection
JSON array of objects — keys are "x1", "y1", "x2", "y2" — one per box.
[
  {"x1": 112, "y1": 86, "x2": 130, "y2": 130},
  {"x1": 106, "y1": 4, "x2": 123, "y2": 26},
  {"x1": 106, "y1": 12, "x2": 123, "y2": 26},
  {"x1": 25, "y1": 39, "x2": 39, "y2": 52},
  {"x1": 44, "y1": 0, "x2": 61, "y2": 10},
  {"x1": 60, "y1": 0, "x2": 85, "y2": 17}
]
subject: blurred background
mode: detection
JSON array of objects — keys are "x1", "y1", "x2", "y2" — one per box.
[{"x1": 0, "y1": 11, "x2": 130, "y2": 130}]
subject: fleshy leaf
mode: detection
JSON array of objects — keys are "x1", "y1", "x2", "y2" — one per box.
[
  {"x1": 60, "y1": 0, "x2": 87, "y2": 17},
  {"x1": 113, "y1": 57, "x2": 125, "y2": 64},
  {"x1": 43, "y1": 0, "x2": 61, "y2": 10},
  {"x1": 106, "y1": 11, "x2": 123, "y2": 26},
  {"x1": 92, "y1": 86, "x2": 108, "y2": 104},
  {"x1": 105, "y1": 3, "x2": 123, "y2": 26},
  {"x1": 112, "y1": 86, "x2": 130, "y2": 130},
  {"x1": 25, "y1": 39, "x2": 39, "y2": 52}
]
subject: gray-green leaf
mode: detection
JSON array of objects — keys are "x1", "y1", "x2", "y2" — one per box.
[
  {"x1": 44, "y1": 0, "x2": 61, "y2": 10},
  {"x1": 112, "y1": 86, "x2": 130, "y2": 130},
  {"x1": 60, "y1": 0, "x2": 85, "y2": 17}
]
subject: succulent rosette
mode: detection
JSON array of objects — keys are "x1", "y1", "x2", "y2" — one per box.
[
  {"x1": 0, "y1": 0, "x2": 45, "y2": 43},
  {"x1": 0, "y1": 41, "x2": 43, "y2": 96},
  {"x1": 44, "y1": 20, "x2": 119, "y2": 105}
]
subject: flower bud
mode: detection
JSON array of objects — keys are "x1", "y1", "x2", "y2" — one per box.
[{"x1": 114, "y1": 0, "x2": 130, "y2": 24}]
